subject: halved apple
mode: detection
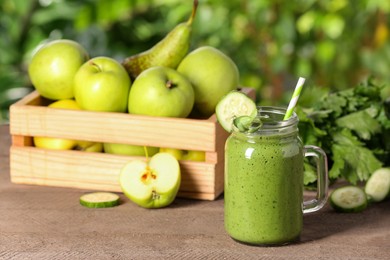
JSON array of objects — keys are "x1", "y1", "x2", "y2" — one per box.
[{"x1": 119, "y1": 153, "x2": 181, "y2": 209}]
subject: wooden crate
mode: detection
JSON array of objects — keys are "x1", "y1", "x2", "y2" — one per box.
[{"x1": 9, "y1": 88, "x2": 255, "y2": 200}]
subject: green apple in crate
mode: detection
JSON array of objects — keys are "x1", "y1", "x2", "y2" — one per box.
[
  {"x1": 128, "y1": 66, "x2": 194, "y2": 118},
  {"x1": 74, "y1": 57, "x2": 131, "y2": 112},
  {"x1": 159, "y1": 148, "x2": 206, "y2": 161},
  {"x1": 159, "y1": 147, "x2": 184, "y2": 160},
  {"x1": 182, "y1": 150, "x2": 205, "y2": 161},
  {"x1": 76, "y1": 141, "x2": 103, "y2": 153},
  {"x1": 34, "y1": 135, "x2": 77, "y2": 150},
  {"x1": 177, "y1": 46, "x2": 239, "y2": 118},
  {"x1": 28, "y1": 39, "x2": 89, "y2": 100},
  {"x1": 104, "y1": 143, "x2": 159, "y2": 156},
  {"x1": 119, "y1": 153, "x2": 181, "y2": 208}
]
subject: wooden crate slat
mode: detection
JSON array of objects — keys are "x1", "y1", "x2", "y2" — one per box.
[
  {"x1": 177, "y1": 191, "x2": 218, "y2": 200},
  {"x1": 10, "y1": 176, "x2": 121, "y2": 192},
  {"x1": 10, "y1": 146, "x2": 221, "y2": 195},
  {"x1": 10, "y1": 91, "x2": 218, "y2": 151}
]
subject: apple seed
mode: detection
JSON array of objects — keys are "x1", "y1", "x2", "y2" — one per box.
[{"x1": 141, "y1": 167, "x2": 157, "y2": 184}]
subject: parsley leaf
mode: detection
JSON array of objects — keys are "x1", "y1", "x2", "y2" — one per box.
[
  {"x1": 297, "y1": 78, "x2": 389, "y2": 186},
  {"x1": 330, "y1": 130, "x2": 383, "y2": 184},
  {"x1": 335, "y1": 109, "x2": 381, "y2": 140}
]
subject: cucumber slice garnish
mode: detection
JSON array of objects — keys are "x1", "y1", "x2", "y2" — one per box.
[
  {"x1": 365, "y1": 168, "x2": 390, "y2": 202},
  {"x1": 215, "y1": 91, "x2": 257, "y2": 132},
  {"x1": 330, "y1": 186, "x2": 368, "y2": 213},
  {"x1": 233, "y1": 115, "x2": 263, "y2": 133},
  {"x1": 80, "y1": 192, "x2": 120, "y2": 208}
]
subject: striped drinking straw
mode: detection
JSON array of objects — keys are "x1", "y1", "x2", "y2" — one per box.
[{"x1": 283, "y1": 77, "x2": 306, "y2": 120}]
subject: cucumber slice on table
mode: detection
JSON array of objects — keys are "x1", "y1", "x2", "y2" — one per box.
[
  {"x1": 215, "y1": 91, "x2": 257, "y2": 133},
  {"x1": 330, "y1": 186, "x2": 368, "y2": 213},
  {"x1": 365, "y1": 168, "x2": 390, "y2": 202},
  {"x1": 80, "y1": 192, "x2": 120, "y2": 208}
]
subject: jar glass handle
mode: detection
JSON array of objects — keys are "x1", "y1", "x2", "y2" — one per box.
[{"x1": 303, "y1": 145, "x2": 329, "y2": 214}]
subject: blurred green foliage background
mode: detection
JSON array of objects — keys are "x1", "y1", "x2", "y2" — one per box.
[{"x1": 1, "y1": 0, "x2": 390, "y2": 123}]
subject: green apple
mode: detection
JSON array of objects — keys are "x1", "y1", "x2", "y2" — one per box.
[
  {"x1": 34, "y1": 136, "x2": 77, "y2": 150},
  {"x1": 177, "y1": 46, "x2": 239, "y2": 118},
  {"x1": 74, "y1": 56, "x2": 131, "y2": 112},
  {"x1": 28, "y1": 39, "x2": 89, "y2": 100},
  {"x1": 182, "y1": 150, "x2": 205, "y2": 161},
  {"x1": 119, "y1": 152, "x2": 181, "y2": 208},
  {"x1": 75, "y1": 141, "x2": 103, "y2": 153},
  {"x1": 128, "y1": 66, "x2": 194, "y2": 118},
  {"x1": 104, "y1": 143, "x2": 159, "y2": 156},
  {"x1": 159, "y1": 147, "x2": 184, "y2": 160}
]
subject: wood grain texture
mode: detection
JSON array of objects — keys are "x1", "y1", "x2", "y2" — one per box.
[
  {"x1": 10, "y1": 146, "x2": 221, "y2": 200},
  {"x1": 10, "y1": 91, "x2": 220, "y2": 151},
  {"x1": 9, "y1": 88, "x2": 255, "y2": 200}
]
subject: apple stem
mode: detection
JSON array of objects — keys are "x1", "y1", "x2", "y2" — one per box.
[
  {"x1": 89, "y1": 61, "x2": 101, "y2": 72},
  {"x1": 166, "y1": 80, "x2": 176, "y2": 89},
  {"x1": 143, "y1": 146, "x2": 150, "y2": 163}
]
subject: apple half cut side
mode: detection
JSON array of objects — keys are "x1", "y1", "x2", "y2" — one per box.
[{"x1": 119, "y1": 153, "x2": 181, "y2": 209}]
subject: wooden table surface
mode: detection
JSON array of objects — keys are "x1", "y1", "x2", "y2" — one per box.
[{"x1": 1, "y1": 124, "x2": 389, "y2": 259}]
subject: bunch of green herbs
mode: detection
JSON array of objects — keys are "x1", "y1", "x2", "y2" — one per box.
[{"x1": 295, "y1": 78, "x2": 390, "y2": 187}]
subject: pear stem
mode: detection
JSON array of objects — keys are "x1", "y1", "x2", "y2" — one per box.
[{"x1": 187, "y1": 0, "x2": 198, "y2": 26}]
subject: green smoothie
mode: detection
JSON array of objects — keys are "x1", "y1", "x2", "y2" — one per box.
[{"x1": 224, "y1": 125, "x2": 304, "y2": 245}]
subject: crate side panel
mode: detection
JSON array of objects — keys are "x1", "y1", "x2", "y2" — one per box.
[
  {"x1": 179, "y1": 161, "x2": 216, "y2": 193},
  {"x1": 10, "y1": 103, "x2": 217, "y2": 151},
  {"x1": 10, "y1": 146, "x2": 128, "y2": 185},
  {"x1": 10, "y1": 146, "x2": 218, "y2": 197},
  {"x1": 214, "y1": 161, "x2": 225, "y2": 197},
  {"x1": 177, "y1": 191, "x2": 217, "y2": 201},
  {"x1": 11, "y1": 177, "x2": 121, "y2": 192}
]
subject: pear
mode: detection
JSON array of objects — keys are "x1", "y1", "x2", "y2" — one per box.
[{"x1": 122, "y1": 0, "x2": 198, "y2": 80}]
